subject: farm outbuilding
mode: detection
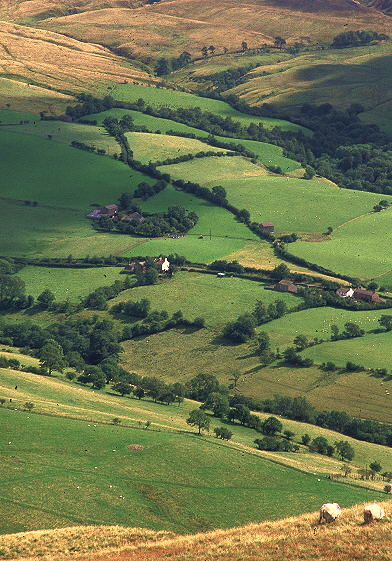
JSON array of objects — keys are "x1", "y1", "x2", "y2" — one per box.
[
  {"x1": 260, "y1": 222, "x2": 274, "y2": 233},
  {"x1": 274, "y1": 279, "x2": 298, "y2": 293}
]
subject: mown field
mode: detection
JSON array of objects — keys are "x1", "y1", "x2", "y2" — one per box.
[
  {"x1": 86, "y1": 108, "x2": 301, "y2": 172},
  {"x1": 17, "y1": 266, "x2": 123, "y2": 301},
  {"x1": 125, "y1": 132, "x2": 226, "y2": 163},
  {"x1": 1, "y1": 406, "x2": 382, "y2": 536},
  {"x1": 291, "y1": 208, "x2": 392, "y2": 281},
  {"x1": 110, "y1": 84, "x2": 310, "y2": 134},
  {"x1": 157, "y1": 163, "x2": 391, "y2": 233}
]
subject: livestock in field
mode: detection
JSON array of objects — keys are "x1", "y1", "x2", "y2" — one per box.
[
  {"x1": 363, "y1": 503, "x2": 385, "y2": 523},
  {"x1": 318, "y1": 503, "x2": 341, "y2": 524}
]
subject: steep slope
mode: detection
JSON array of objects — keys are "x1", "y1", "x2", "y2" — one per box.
[
  {"x1": 38, "y1": 0, "x2": 392, "y2": 60},
  {"x1": 1, "y1": 502, "x2": 390, "y2": 561},
  {"x1": 360, "y1": 0, "x2": 392, "y2": 15},
  {"x1": 0, "y1": 21, "x2": 154, "y2": 112}
]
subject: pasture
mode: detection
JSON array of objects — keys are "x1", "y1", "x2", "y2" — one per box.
[
  {"x1": 0, "y1": 407, "x2": 380, "y2": 535},
  {"x1": 110, "y1": 271, "x2": 298, "y2": 327},
  {"x1": 3, "y1": 120, "x2": 120, "y2": 156},
  {"x1": 125, "y1": 132, "x2": 226, "y2": 163},
  {"x1": 262, "y1": 307, "x2": 386, "y2": 348},
  {"x1": 17, "y1": 266, "x2": 123, "y2": 301},
  {"x1": 85, "y1": 108, "x2": 301, "y2": 172},
  {"x1": 291, "y1": 208, "x2": 392, "y2": 279},
  {"x1": 301, "y1": 330, "x2": 392, "y2": 370},
  {"x1": 156, "y1": 166, "x2": 390, "y2": 233},
  {"x1": 0, "y1": 130, "x2": 151, "y2": 209},
  {"x1": 159, "y1": 156, "x2": 267, "y2": 185},
  {"x1": 110, "y1": 84, "x2": 310, "y2": 134}
]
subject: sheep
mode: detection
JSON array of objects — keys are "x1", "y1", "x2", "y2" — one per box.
[
  {"x1": 363, "y1": 503, "x2": 385, "y2": 523},
  {"x1": 318, "y1": 503, "x2": 341, "y2": 524}
]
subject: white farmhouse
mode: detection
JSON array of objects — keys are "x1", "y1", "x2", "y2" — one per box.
[{"x1": 336, "y1": 287, "x2": 354, "y2": 298}]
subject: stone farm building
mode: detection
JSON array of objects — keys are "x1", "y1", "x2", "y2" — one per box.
[
  {"x1": 123, "y1": 257, "x2": 170, "y2": 274},
  {"x1": 336, "y1": 287, "x2": 355, "y2": 298},
  {"x1": 123, "y1": 212, "x2": 145, "y2": 222},
  {"x1": 353, "y1": 288, "x2": 383, "y2": 303},
  {"x1": 274, "y1": 279, "x2": 298, "y2": 293},
  {"x1": 86, "y1": 204, "x2": 119, "y2": 220},
  {"x1": 260, "y1": 222, "x2": 274, "y2": 233}
]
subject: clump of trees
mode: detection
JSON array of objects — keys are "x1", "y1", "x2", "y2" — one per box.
[{"x1": 332, "y1": 30, "x2": 389, "y2": 48}]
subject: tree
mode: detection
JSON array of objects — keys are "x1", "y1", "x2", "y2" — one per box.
[
  {"x1": 341, "y1": 464, "x2": 352, "y2": 477},
  {"x1": 211, "y1": 185, "x2": 227, "y2": 205},
  {"x1": 293, "y1": 335, "x2": 308, "y2": 351},
  {"x1": 201, "y1": 46, "x2": 209, "y2": 57},
  {"x1": 257, "y1": 332, "x2": 270, "y2": 354},
  {"x1": 0, "y1": 274, "x2": 25, "y2": 305},
  {"x1": 309, "y1": 436, "x2": 331, "y2": 455},
  {"x1": 301, "y1": 434, "x2": 311, "y2": 446},
  {"x1": 186, "y1": 409, "x2": 210, "y2": 434},
  {"x1": 228, "y1": 370, "x2": 241, "y2": 390},
  {"x1": 274, "y1": 36, "x2": 286, "y2": 49},
  {"x1": 261, "y1": 416, "x2": 282, "y2": 436},
  {"x1": 343, "y1": 322, "x2": 364, "y2": 339},
  {"x1": 223, "y1": 314, "x2": 255, "y2": 343},
  {"x1": 214, "y1": 427, "x2": 233, "y2": 440},
  {"x1": 370, "y1": 461, "x2": 382, "y2": 473},
  {"x1": 384, "y1": 484, "x2": 391, "y2": 494},
  {"x1": 37, "y1": 289, "x2": 55, "y2": 309},
  {"x1": 241, "y1": 41, "x2": 248, "y2": 50},
  {"x1": 271, "y1": 263, "x2": 290, "y2": 281},
  {"x1": 186, "y1": 373, "x2": 222, "y2": 401},
  {"x1": 253, "y1": 300, "x2": 268, "y2": 325},
  {"x1": 334, "y1": 440, "x2": 355, "y2": 461},
  {"x1": 112, "y1": 382, "x2": 132, "y2": 397},
  {"x1": 156, "y1": 58, "x2": 171, "y2": 76},
  {"x1": 283, "y1": 430, "x2": 295, "y2": 441},
  {"x1": 112, "y1": 417, "x2": 121, "y2": 425},
  {"x1": 39, "y1": 339, "x2": 65, "y2": 375},
  {"x1": 379, "y1": 315, "x2": 392, "y2": 331},
  {"x1": 208, "y1": 45, "x2": 216, "y2": 55},
  {"x1": 202, "y1": 392, "x2": 230, "y2": 418},
  {"x1": 134, "y1": 387, "x2": 145, "y2": 400},
  {"x1": 24, "y1": 401, "x2": 34, "y2": 411}
]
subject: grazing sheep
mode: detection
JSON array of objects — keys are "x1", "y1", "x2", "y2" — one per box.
[
  {"x1": 319, "y1": 503, "x2": 341, "y2": 524},
  {"x1": 363, "y1": 504, "x2": 385, "y2": 523}
]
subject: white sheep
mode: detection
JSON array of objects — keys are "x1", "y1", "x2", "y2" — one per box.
[
  {"x1": 363, "y1": 503, "x2": 385, "y2": 523},
  {"x1": 318, "y1": 503, "x2": 341, "y2": 524}
]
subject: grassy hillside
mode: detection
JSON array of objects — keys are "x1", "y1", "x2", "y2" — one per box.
[
  {"x1": 109, "y1": 84, "x2": 309, "y2": 134},
  {"x1": 0, "y1": 22, "x2": 154, "y2": 114},
  {"x1": 11, "y1": 501, "x2": 390, "y2": 561},
  {"x1": 291, "y1": 208, "x2": 392, "y2": 281},
  {"x1": 157, "y1": 163, "x2": 391, "y2": 234},
  {"x1": 227, "y1": 43, "x2": 392, "y2": 117},
  {"x1": 17, "y1": 266, "x2": 123, "y2": 301},
  {"x1": 38, "y1": 0, "x2": 391, "y2": 62},
  {"x1": 125, "y1": 132, "x2": 226, "y2": 163},
  {"x1": 86, "y1": 108, "x2": 301, "y2": 172}
]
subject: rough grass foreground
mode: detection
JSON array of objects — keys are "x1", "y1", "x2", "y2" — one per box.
[{"x1": 2, "y1": 501, "x2": 391, "y2": 561}]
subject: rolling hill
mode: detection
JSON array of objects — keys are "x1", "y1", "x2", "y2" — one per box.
[{"x1": 0, "y1": 501, "x2": 391, "y2": 561}]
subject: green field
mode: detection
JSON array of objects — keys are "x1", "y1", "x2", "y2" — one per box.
[
  {"x1": 85, "y1": 109, "x2": 301, "y2": 172},
  {"x1": 0, "y1": 109, "x2": 37, "y2": 124},
  {"x1": 3, "y1": 120, "x2": 120, "y2": 155},
  {"x1": 125, "y1": 132, "x2": 226, "y2": 163},
  {"x1": 155, "y1": 166, "x2": 391, "y2": 233},
  {"x1": 17, "y1": 266, "x2": 123, "y2": 301},
  {"x1": 291, "y1": 209, "x2": 392, "y2": 280},
  {"x1": 0, "y1": 406, "x2": 381, "y2": 535},
  {"x1": 262, "y1": 307, "x2": 386, "y2": 348},
  {"x1": 110, "y1": 84, "x2": 310, "y2": 134},
  {"x1": 302, "y1": 330, "x2": 392, "y2": 370},
  {"x1": 159, "y1": 156, "x2": 267, "y2": 184},
  {"x1": 0, "y1": 130, "x2": 150, "y2": 209},
  {"x1": 110, "y1": 271, "x2": 298, "y2": 327}
]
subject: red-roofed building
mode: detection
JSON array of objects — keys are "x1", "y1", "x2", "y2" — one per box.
[
  {"x1": 353, "y1": 288, "x2": 383, "y2": 303},
  {"x1": 260, "y1": 222, "x2": 274, "y2": 233}
]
